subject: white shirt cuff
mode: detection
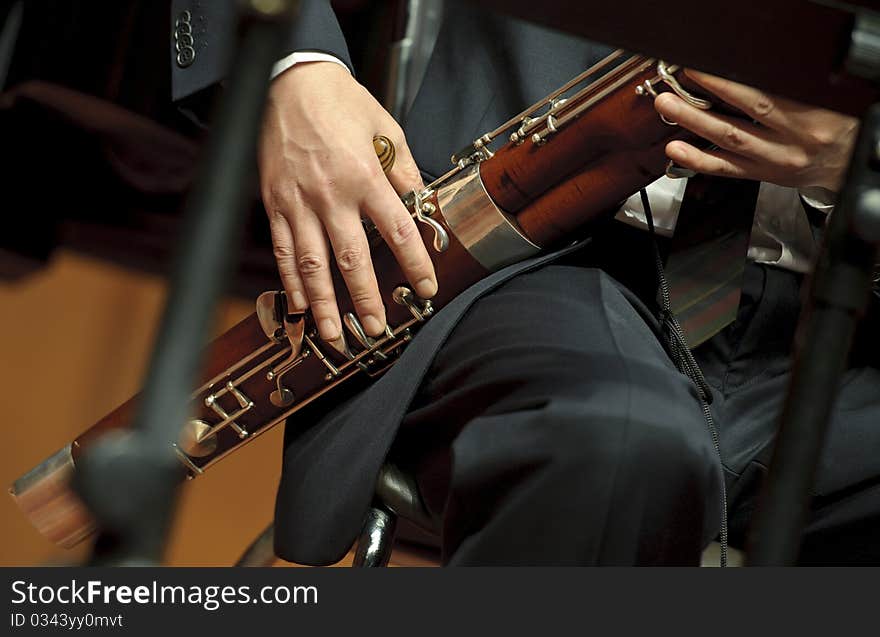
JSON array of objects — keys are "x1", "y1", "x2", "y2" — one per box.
[
  {"x1": 798, "y1": 186, "x2": 836, "y2": 214},
  {"x1": 270, "y1": 51, "x2": 351, "y2": 81},
  {"x1": 614, "y1": 176, "x2": 688, "y2": 237}
]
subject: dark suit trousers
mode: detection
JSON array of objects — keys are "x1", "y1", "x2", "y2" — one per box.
[
  {"x1": 391, "y1": 264, "x2": 723, "y2": 565},
  {"x1": 698, "y1": 264, "x2": 880, "y2": 564},
  {"x1": 388, "y1": 262, "x2": 880, "y2": 565}
]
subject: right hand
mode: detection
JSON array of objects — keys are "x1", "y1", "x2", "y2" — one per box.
[{"x1": 258, "y1": 61, "x2": 437, "y2": 344}]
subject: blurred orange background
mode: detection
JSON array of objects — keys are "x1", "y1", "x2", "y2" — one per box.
[{"x1": 0, "y1": 249, "x2": 281, "y2": 566}]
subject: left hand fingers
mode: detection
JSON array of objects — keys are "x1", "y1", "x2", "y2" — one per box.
[
  {"x1": 665, "y1": 140, "x2": 756, "y2": 180},
  {"x1": 655, "y1": 92, "x2": 787, "y2": 163},
  {"x1": 379, "y1": 125, "x2": 425, "y2": 197},
  {"x1": 682, "y1": 70, "x2": 798, "y2": 135}
]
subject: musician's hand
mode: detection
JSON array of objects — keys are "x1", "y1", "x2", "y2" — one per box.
[
  {"x1": 259, "y1": 61, "x2": 437, "y2": 343},
  {"x1": 653, "y1": 70, "x2": 858, "y2": 193}
]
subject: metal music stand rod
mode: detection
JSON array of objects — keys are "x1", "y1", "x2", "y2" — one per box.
[
  {"x1": 72, "y1": 0, "x2": 300, "y2": 566},
  {"x1": 748, "y1": 103, "x2": 880, "y2": 565},
  {"x1": 0, "y1": 1, "x2": 23, "y2": 90}
]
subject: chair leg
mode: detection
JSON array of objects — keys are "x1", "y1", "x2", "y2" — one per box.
[{"x1": 352, "y1": 503, "x2": 397, "y2": 567}]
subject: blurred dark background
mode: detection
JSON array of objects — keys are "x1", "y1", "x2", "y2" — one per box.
[{"x1": 0, "y1": 0, "x2": 408, "y2": 295}]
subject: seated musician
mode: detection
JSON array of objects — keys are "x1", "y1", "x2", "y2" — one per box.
[{"x1": 188, "y1": 1, "x2": 876, "y2": 565}]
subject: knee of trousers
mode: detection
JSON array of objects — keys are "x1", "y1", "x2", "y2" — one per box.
[{"x1": 451, "y1": 396, "x2": 722, "y2": 516}]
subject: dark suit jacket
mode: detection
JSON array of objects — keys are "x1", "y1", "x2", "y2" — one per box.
[
  {"x1": 171, "y1": 0, "x2": 610, "y2": 176},
  {"x1": 170, "y1": 0, "x2": 353, "y2": 101},
  {"x1": 172, "y1": 0, "x2": 613, "y2": 564}
]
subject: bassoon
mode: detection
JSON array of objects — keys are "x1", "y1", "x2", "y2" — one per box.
[{"x1": 11, "y1": 51, "x2": 716, "y2": 548}]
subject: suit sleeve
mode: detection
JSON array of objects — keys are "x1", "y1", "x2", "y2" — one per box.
[{"x1": 170, "y1": 0, "x2": 352, "y2": 102}]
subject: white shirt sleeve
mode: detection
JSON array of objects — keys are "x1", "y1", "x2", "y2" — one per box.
[
  {"x1": 614, "y1": 176, "x2": 688, "y2": 237},
  {"x1": 747, "y1": 183, "x2": 817, "y2": 273},
  {"x1": 270, "y1": 51, "x2": 351, "y2": 81},
  {"x1": 613, "y1": 176, "x2": 827, "y2": 274}
]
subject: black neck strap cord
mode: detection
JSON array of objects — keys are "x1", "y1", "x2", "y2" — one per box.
[{"x1": 639, "y1": 188, "x2": 729, "y2": 567}]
